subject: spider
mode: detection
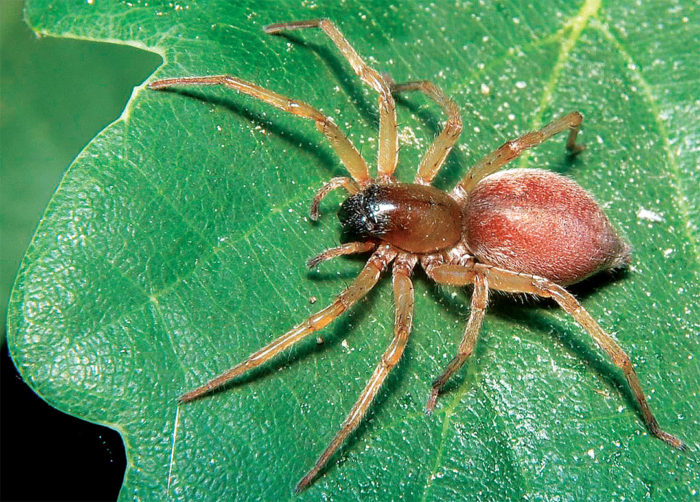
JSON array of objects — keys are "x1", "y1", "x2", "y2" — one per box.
[{"x1": 149, "y1": 19, "x2": 684, "y2": 492}]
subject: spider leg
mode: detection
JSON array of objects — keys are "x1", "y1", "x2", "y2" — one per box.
[
  {"x1": 390, "y1": 80, "x2": 463, "y2": 185},
  {"x1": 310, "y1": 176, "x2": 360, "y2": 221},
  {"x1": 149, "y1": 76, "x2": 370, "y2": 184},
  {"x1": 454, "y1": 111, "x2": 584, "y2": 196},
  {"x1": 474, "y1": 264, "x2": 685, "y2": 450},
  {"x1": 424, "y1": 262, "x2": 477, "y2": 286},
  {"x1": 296, "y1": 253, "x2": 417, "y2": 492},
  {"x1": 307, "y1": 241, "x2": 376, "y2": 269},
  {"x1": 179, "y1": 245, "x2": 397, "y2": 403},
  {"x1": 426, "y1": 273, "x2": 488, "y2": 412},
  {"x1": 265, "y1": 19, "x2": 399, "y2": 180}
]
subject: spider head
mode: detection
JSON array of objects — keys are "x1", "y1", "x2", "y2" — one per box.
[{"x1": 338, "y1": 185, "x2": 390, "y2": 241}]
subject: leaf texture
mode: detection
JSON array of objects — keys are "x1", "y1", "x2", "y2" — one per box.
[{"x1": 10, "y1": 1, "x2": 699, "y2": 500}]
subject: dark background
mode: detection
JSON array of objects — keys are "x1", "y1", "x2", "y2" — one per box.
[{"x1": 1, "y1": 1, "x2": 160, "y2": 499}]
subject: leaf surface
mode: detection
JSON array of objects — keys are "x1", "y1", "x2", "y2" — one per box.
[
  {"x1": 10, "y1": 1, "x2": 698, "y2": 500},
  {"x1": 0, "y1": 0, "x2": 161, "y2": 337}
]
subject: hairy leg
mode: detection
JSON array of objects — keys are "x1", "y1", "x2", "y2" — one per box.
[
  {"x1": 150, "y1": 76, "x2": 370, "y2": 184},
  {"x1": 307, "y1": 241, "x2": 376, "y2": 269},
  {"x1": 309, "y1": 177, "x2": 359, "y2": 221},
  {"x1": 476, "y1": 264, "x2": 685, "y2": 450},
  {"x1": 455, "y1": 112, "x2": 583, "y2": 196},
  {"x1": 426, "y1": 274, "x2": 488, "y2": 412},
  {"x1": 390, "y1": 80, "x2": 463, "y2": 185},
  {"x1": 296, "y1": 253, "x2": 417, "y2": 491},
  {"x1": 265, "y1": 19, "x2": 399, "y2": 180},
  {"x1": 179, "y1": 245, "x2": 397, "y2": 403}
]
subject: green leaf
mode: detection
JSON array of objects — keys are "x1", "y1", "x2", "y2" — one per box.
[
  {"x1": 9, "y1": 1, "x2": 698, "y2": 500},
  {"x1": 0, "y1": 0, "x2": 161, "y2": 338}
]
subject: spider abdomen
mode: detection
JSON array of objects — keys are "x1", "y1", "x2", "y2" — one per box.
[
  {"x1": 339, "y1": 183, "x2": 462, "y2": 254},
  {"x1": 465, "y1": 168, "x2": 630, "y2": 285}
]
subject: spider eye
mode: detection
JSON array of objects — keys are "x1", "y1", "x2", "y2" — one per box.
[{"x1": 338, "y1": 192, "x2": 371, "y2": 239}]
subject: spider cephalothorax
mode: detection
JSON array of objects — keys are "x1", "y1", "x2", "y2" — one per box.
[
  {"x1": 150, "y1": 18, "x2": 684, "y2": 493},
  {"x1": 339, "y1": 183, "x2": 462, "y2": 253}
]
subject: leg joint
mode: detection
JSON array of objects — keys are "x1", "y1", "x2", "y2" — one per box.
[
  {"x1": 393, "y1": 258, "x2": 417, "y2": 277},
  {"x1": 314, "y1": 116, "x2": 335, "y2": 133},
  {"x1": 615, "y1": 353, "x2": 632, "y2": 372},
  {"x1": 382, "y1": 350, "x2": 403, "y2": 367},
  {"x1": 501, "y1": 139, "x2": 520, "y2": 159},
  {"x1": 569, "y1": 111, "x2": 583, "y2": 126},
  {"x1": 458, "y1": 348, "x2": 474, "y2": 359},
  {"x1": 445, "y1": 119, "x2": 463, "y2": 138},
  {"x1": 472, "y1": 296, "x2": 488, "y2": 310}
]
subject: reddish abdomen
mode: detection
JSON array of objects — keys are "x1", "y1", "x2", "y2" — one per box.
[{"x1": 465, "y1": 169, "x2": 630, "y2": 285}]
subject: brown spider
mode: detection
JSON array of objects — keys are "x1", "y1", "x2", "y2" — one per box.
[{"x1": 149, "y1": 19, "x2": 684, "y2": 492}]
